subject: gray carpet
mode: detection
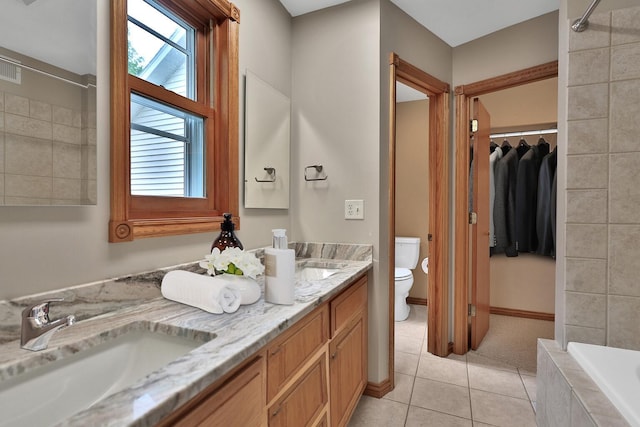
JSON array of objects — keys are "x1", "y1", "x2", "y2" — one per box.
[{"x1": 472, "y1": 314, "x2": 554, "y2": 373}]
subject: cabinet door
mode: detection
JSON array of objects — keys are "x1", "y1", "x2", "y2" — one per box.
[
  {"x1": 269, "y1": 351, "x2": 328, "y2": 427},
  {"x1": 267, "y1": 305, "x2": 329, "y2": 401},
  {"x1": 172, "y1": 357, "x2": 266, "y2": 427},
  {"x1": 329, "y1": 313, "x2": 367, "y2": 427}
]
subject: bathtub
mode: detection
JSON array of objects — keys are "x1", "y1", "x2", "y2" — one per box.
[{"x1": 567, "y1": 342, "x2": 640, "y2": 427}]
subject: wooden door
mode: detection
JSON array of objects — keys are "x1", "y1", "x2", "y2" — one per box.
[{"x1": 470, "y1": 98, "x2": 491, "y2": 350}]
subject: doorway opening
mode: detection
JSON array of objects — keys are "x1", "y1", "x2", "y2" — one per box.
[
  {"x1": 387, "y1": 53, "x2": 450, "y2": 395},
  {"x1": 453, "y1": 61, "x2": 559, "y2": 355}
]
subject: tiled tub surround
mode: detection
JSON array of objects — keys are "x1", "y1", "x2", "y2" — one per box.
[
  {"x1": 536, "y1": 339, "x2": 630, "y2": 427},
  {"x1": 564, "y1": 5, "x2": 640, "y2": 350},
  {"x1": 0, "y1": 242, "x2": 372, "y2": 426}
]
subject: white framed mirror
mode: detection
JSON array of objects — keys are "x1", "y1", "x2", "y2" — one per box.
[
  {"x1": 0, "y1": 0, "x2": 97, "y2": 205},
  {"x1": 244, "y1": 70, "x2": 290, "y2": 209}
]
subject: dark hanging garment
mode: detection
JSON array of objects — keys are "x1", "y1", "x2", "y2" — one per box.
[
  {"x1": 550, "y1": 168, "x2": 557, "y2": 257},
  {"x1": 515, "y1": 145, "x2": 540, "y2": 252},
  {"x1": 494, "y1": 147, "x2": 519, "y2": 257},
  {"x1": 516, "y1": 138, "x2": 530, "y2": 159},
  {"x1": 536, "y1": 148, "x2": 557, "y2": 256},
  {"x1": 537, "y1": 137, "x2": 550, "y2": 159}
]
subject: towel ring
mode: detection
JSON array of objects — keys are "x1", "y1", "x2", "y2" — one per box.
[
  {"x1": 255, "y1": 167, "x2": 276, "y2": 183},
  {"x1": 304, "y1": 165, "x2": 328, "y2": 181}
]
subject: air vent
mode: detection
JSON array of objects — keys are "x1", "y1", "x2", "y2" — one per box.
[{"x1": 0, "y1": 56, "x2": 22, "y2": 85}]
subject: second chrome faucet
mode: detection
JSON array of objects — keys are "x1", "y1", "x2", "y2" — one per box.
[{"x1": 21, "y1": 299, "x2": 75, "y2": 351}]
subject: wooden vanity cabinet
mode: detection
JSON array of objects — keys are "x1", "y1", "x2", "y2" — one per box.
[
  {"x1": 158, "y1": 274, "x2": 367, "y2": 427},
  {"x1": 329, "y1": 275, "x2": 368, "y2": 427}
]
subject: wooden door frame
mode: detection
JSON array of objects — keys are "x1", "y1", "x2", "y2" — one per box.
[
  {"x1": 452, "y1": 61, "x2": 558, "y2": 355},
  {"x1": 388, "y1": 53, "x2": 451, "y2": 380}
]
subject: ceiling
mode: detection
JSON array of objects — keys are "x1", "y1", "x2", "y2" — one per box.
[{"x1": 278, "y1": 0, "x2": 559, "y2": 47}]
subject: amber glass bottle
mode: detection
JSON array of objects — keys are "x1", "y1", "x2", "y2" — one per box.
[{"x1": 211, "y1": 213, "x2": 243, "y2": 252}]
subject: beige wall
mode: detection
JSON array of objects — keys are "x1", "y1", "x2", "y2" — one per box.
[
  {"x1": 559, "y1": 3, "x2": 640, "y2": 351},
  {"x1": 395, "y1": 99, "x2": 429, "y2": 301},
  {"x1": 0, "y1": 0, "x2": 292, "y2": 300}
]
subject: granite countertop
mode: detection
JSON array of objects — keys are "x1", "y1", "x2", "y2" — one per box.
[{"x1": 0, "y1": 243, "x2": 373, "y2": 427}]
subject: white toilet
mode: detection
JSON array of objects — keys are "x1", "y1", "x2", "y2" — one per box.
[{"x1": 395, "y1": 236, "x2": 421, "y2": 321}]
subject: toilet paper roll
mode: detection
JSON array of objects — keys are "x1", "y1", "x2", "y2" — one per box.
[{"x1": 421, "y1": 257, "x2": 429, "y2": 274}]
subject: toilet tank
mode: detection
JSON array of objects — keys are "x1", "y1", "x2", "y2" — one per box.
[{"x1": 395, "y1": 237, "x2": 420, "y2": 269}]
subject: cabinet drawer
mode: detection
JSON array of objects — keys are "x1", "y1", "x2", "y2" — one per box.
[
  {"x1": 330, "y1": 275, "x2": 367, "y2": 336},
  {"x1": 268, "y1": 351, "x2": 328, "y2": 427},
  {"x1": 171, "y1": 356, "x2": 266, "y2": 427},
  {"x1": 267, "y1": 305, "x2": 329, "y2": 401}
]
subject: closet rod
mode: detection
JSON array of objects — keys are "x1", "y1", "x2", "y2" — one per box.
[
  {"x1": 490, "y1": 128, "x2": 557, "y2": 139},
  {"x1": 571, "y1": 0, "x2": 601, "y2": 32}
]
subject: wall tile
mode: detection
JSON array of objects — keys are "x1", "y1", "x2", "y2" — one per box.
[
  {"x1": 29, "y1": 100, "x2": 51, "y2": 122},
  {"x1": 565, "y1": 258, "x2": 606, "y2": 294},
  {"x1": 567, "y1": 118, "x2": 608, "y2": 155},
  {"x1": 53, "y1": 178, "x2": 81, "y2": 202},
  {"x1": 609, "y1": 225, "x2": 640, "y2": 297},
  {"x1": 53, "y1": 123, "x2": 81, "y2": 145},
  {"x1": 609, "y1": 154, "x2": 640, "y2": 223},
  {"x1": 0, "y1": 91, "x2": 4, "y2": 111},
  {"x1": 5, "y1": 174, "x2": 52, "y2": 199},
  {"x1": 0, "y1": 112, "x2": 4, "y2": 132},
  {"x1": 52, "y1": 105, "x2": 74, "y2": 126},
  {"x1": 610, "y1": 80, "x2": 640, "y2": 152},
  {"x1": 611, "y1": 6, "x2": 640, "y2": 45},
  {"x1": 565, "y1": 291, "x2": 606, "y2": 329},
  {"x1": 566, "y1": 155, "x2": 608, "y2": 189},
  {"x1": 0, "y1": 132, "x2": 4, "y2": 173},
  {"x1": 608, "y1": 295, "x2": 640, "y2": 350},
  {"x1": 567, "y1": 84, "x2": 609, "y2": 121},
  {"x1": 568, "y1": 48, "x2": 610, "y2": 86},
  {"x1": 0, "y1": 174, "x2": 4, "y2": 198},
  {"x1": 5, "y1": 113, "x2": 52, "y2": 140},
  {"x1": 4, "y1": 196, "x2": 50, "y2": 205},
  {"x1": 565, "y1": 224, "x2": 607, "y2": 258},
  {"x1": 53, "y1": 142, "x2": 81, "y2": 179},
  {"x1": 569, "y1": 11, "x2": 611, "y2": 52},
  {"x1": 611, "y1": 43, "x2": 640, "y2": 81},
  {"x1": 4, "y1": 93, "x2": 29, "y2": 116},
  {"x1": 564, "y1": 325, "x2": 606, "y2": 346},
  {"x1": 566, "y1": 190, "x2": 607, "y2": 223},
  {"x1": 536, "y1": 343, "x2": 572, "y2": 427},
  {"x1": 4, "y1": 134, "x2": 52, "y2": 177}
]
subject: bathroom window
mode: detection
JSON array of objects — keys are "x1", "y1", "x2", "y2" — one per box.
[{"x1": 109, "y1": 0, "x2": 240, "y2": 242}]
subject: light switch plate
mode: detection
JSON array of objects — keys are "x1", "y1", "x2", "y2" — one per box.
[{"x1": 345, "y1": 200, "x2": 364, "y2": 220}]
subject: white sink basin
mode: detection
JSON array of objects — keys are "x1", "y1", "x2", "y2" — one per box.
[
  {"x1": 0, "y1": 329, "x2": 205, "y2": 427},
  {"x1": 296, "y1": 266, "x2": 340, "y2": 281}
]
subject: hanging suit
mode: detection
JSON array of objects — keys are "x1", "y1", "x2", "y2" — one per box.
[
  {"x1": 489, "y1": 146, "x2": 503, "y2": 248},
  {"x1": 536, "y1": 148, "x2": 557, "y2": 257},
  {"x1": 494, "y1": 145, "x2": 519, "y2": 257}
]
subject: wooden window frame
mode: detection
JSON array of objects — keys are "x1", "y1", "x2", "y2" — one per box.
[{"x1": 109, "y1": 0, "x2": 240, "y2": 242}]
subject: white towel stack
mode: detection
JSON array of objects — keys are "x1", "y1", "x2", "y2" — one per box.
[{"x1": 161, "y1": 270, "x2": 241, "y2": 314}]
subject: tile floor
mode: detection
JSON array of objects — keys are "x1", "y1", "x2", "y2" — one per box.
[{"x1": 348, "y1": 305, "x2": 538, "y2": 427}]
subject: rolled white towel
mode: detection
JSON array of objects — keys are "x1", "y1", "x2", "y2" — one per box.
[{"x1": 161, "y1": 270, "x2": 241, "y2": 314}]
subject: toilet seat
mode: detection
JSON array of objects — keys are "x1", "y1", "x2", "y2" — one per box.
[{"x1": 394, "y1": 267, "x2": 412, "y2": 281}]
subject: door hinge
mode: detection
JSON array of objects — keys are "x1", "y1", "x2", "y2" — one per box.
[
  {"x1": 468, "y1": 304, "x2": 477, "y2": 317},
  {"x1": 427, "y1": 233, "x2": 433, "y2": 242},
  {"x1": 470, "y1": 119, "x2": 478, "y2": 133},
  {"x1": 469, "y1": 212, "x2": 477, "y2": 225}
]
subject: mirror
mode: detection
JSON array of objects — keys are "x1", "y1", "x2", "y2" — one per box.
[
  {"x1": 0, "y1": 0, "x2": 97, "y2": 205},
  {"x1": 244, "y1": 70, "x2": 290, "y2": 209}
]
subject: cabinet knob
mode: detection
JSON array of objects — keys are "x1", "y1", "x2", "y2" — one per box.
[
  {"x1": 331, "y1": 352, "x2": 337, "y2": 360},
  {"x1": 270, "y1": 346, "x2": 282, "y2": 356},
  {"x1": 272, "y1": 407, "x2": 281, "y2": 417}
]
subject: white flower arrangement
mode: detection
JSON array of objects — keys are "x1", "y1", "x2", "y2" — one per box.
[{"x1": 200, "y1": 247, "x2": 265, "y2": 279}]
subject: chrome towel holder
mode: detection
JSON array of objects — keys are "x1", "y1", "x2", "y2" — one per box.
[
  {"x1": 254, "y1": 167, "x2": 276, "y2": 183},
  {"x1": 571, "y1": 0, "x2": 601, "y2": 32},
  {"x1": 304, "y1": 165, "x2": 328, "y2": 181}
]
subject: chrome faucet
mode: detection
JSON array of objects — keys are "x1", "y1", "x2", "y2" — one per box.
[{"x1": 21, "y1": 298, "x2": 76, "y2": 351}]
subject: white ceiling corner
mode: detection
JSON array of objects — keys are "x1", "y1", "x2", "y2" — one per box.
[{"x1": 278, "y1": 0, "x2": 560, "y2": 47}]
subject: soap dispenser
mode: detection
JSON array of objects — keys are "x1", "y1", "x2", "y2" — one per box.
[
  {"x1": 264, "y1": 229, "x2": 295, "y2": 305},
  {"x1": 211, "y1": 213, "x2": 243, "y2": 253}
]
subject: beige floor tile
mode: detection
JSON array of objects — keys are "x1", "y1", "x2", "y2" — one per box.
[
  {"x1": 348, "y1": 395, "x2": 408, "y2": 427},
  {"x1": 467, "y1": 351, "x2": 518, "y2": 373},
  {"x1": 416, "y1": 352, "x2": 469, "y2": 387},
  {"x1": 395, "y1": 319, "x2": 427, "y2": 339},
  {"x1": 468, "y1": 364, "x2": 528, "y2": 399},
  {"x1": 397, "y1": 333, "x2": 425, "y2": 355},
  {"x1": 384, "y1": 372, "x2": 415, "y2": 404},
  {"x1": 405, "y1": 405, "x2": 472, "y2": 426},
  {"x1": 411, "y1": 377, "x2": 471, "y2": 419},
  {"x1": 395, "y1": 350, "x2": 420, "y2": 376},
  {"x1": 470, "y1": 389, "x2": 536, "y2": 427},
  {"x1": 520, "y1": 373, "x2": 537, "y2": 402},
  {"x1": 408, "y1": 304, "x2": 428, "y2": 323}
]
